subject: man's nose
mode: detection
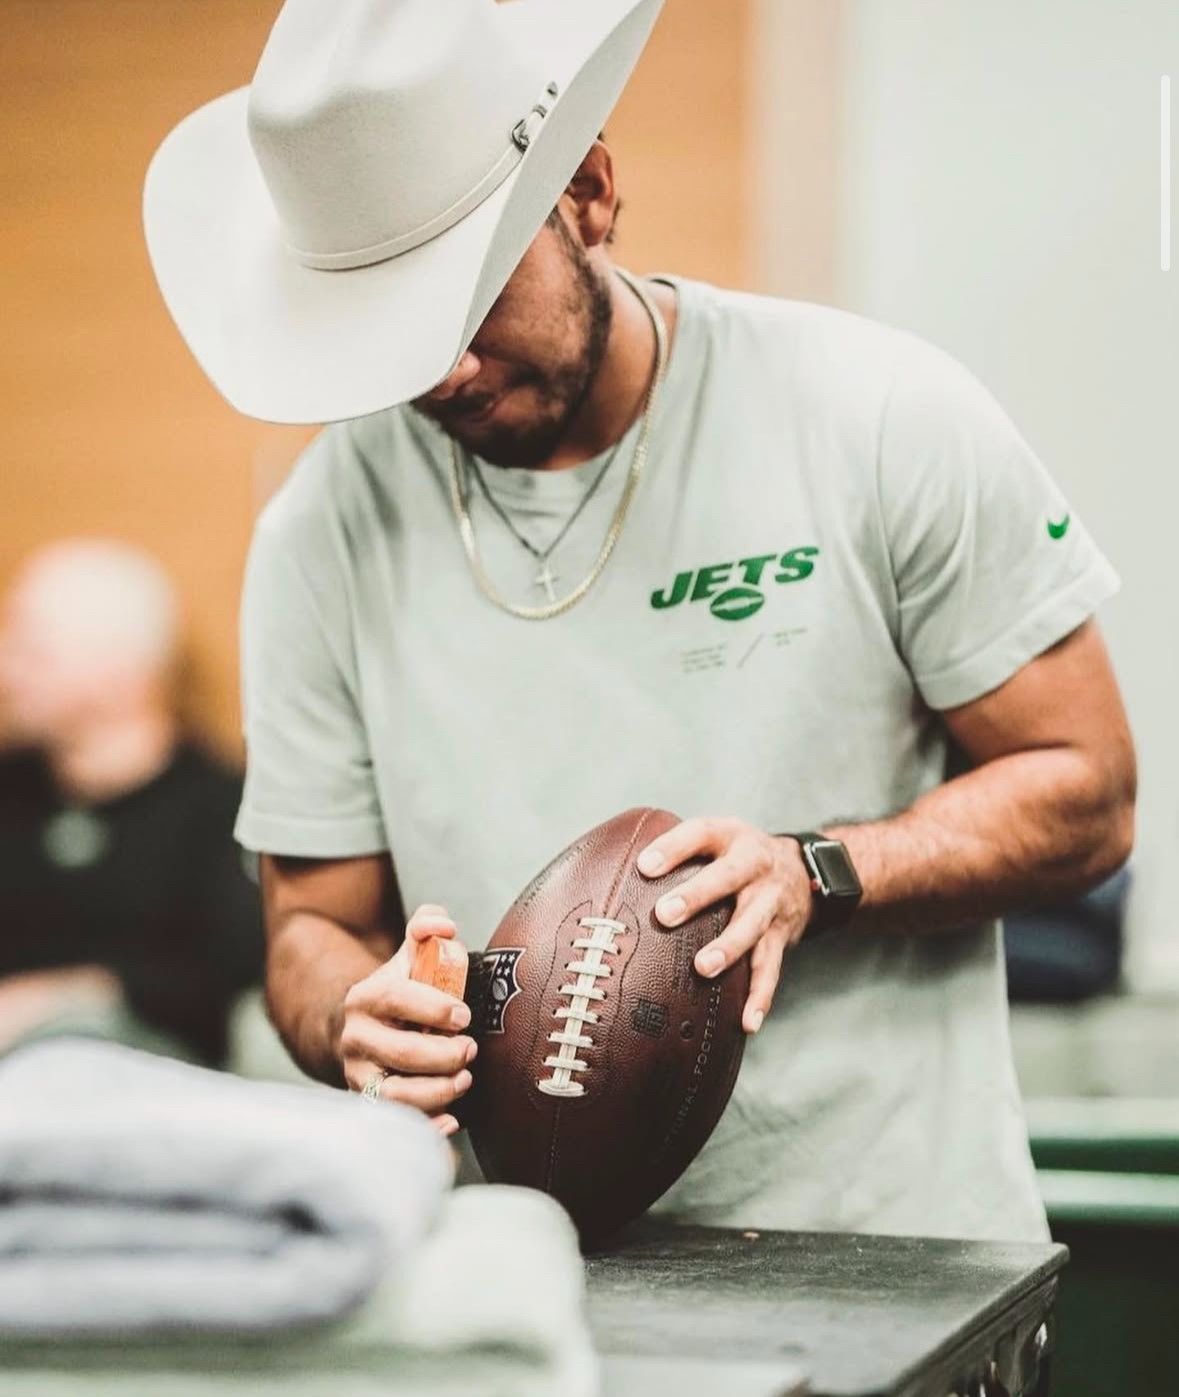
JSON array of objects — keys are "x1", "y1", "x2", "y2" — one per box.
[{"x1": 423, "y1": 349, "x2": 482, "y2": 403}]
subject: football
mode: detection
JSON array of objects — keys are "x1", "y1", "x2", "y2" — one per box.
[{"x1": 463, "y1": 806, "x2": 749, "y2": 1245}]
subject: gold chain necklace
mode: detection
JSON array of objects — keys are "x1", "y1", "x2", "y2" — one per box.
[{"x1": 448, "y1": 266, "x2": 668, "y2": 621}]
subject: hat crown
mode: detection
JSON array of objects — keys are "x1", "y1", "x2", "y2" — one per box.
[{"x1": 248, "y1": 0, "x2": 550, "y2": 266}]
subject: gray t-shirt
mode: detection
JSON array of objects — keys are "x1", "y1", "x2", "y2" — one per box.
[{"x1": 237, "y1": 275, "x2": 1118, "y2": 1242}]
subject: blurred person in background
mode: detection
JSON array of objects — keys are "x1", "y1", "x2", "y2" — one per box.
[{"x1": 0, "y1": 539, "x2": 263, "y2": 1065}]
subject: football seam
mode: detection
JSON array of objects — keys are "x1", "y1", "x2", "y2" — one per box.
[
  {"x1": 602, "y1": 807, "x2": 660, "y2": 918},
  {"x1": 594, "y1": 811, "x2": 660, "y2": 1094},
  {"x1": 544, "y1": 1099, "x2": 562, "y2": 1193}
]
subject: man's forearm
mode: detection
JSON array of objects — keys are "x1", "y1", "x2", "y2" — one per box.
[
  {"x1": 266, "y1": 912, "x2": 385, "y2": 1084},
  {"x1": 828, "y1": 745, "x2": 1135, "y2": 937}
]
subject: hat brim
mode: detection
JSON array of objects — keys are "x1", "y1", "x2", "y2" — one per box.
[{"x1": 143, "y1": 0, "x2": 663, "y2": 425}]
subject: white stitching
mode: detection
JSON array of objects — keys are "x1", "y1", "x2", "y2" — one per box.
[{"x1": 537, "y1": 916, "x2": 625, "y2": 1098}]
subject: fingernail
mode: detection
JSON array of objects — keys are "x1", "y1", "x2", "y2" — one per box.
[
  {"x1": 697, "y1": 948, "x2": 725, "y2": 977},
  {"x1": 438, "y1": 1115, "x2": 459, "y2": 1137},
  {"x1": 450, "y1": 1004, "x2": 471, "y2": 1030},
  {"x1": 454, "y1": 1069, "x2": 473, "y2": 1095},
  {"x1": 658, "y1": 895, "x2": 686, "y2": 926},
  {"x1": 638, "y1": 849, "x2": 665, "y2": 876},
  {"x1": 464, "y1": 1038, "x2": 478, "y2": 1064},
  {"x1": 749, "y1": 1009, "x2": 765, "y2": 1034}
]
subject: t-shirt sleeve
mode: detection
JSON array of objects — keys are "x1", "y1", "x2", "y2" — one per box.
[
  {"x1": 877, "y1": 338, "x2": 1120, "y2": 710},
  {"x1": 234, "y1": 501, "x2": 388, "y2": 858}
]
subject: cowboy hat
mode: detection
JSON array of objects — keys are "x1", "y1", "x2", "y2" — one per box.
[{"x1": 143, "y1": 0, "x2": 664, "y2": 425}]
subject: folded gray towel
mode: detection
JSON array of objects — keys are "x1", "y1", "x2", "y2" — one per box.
[
  {"x1": 0, "y1": 1038, "x2": 452, "y2": 1337},
  {"x1": 1, "y1": 1185, "x2": 598, "y2": 1397}
]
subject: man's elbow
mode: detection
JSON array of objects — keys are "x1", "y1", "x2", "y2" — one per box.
[
  {"x1": 1097, "y1": 797, "x2": 1135, "y2": 882},
  {"x1": 1084, "y1": 746, "x2": 1137, "y2": 887}
]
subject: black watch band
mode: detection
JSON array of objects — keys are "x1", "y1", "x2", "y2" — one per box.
[{"x1": 781, "y1": 831, "x2": 863, "y2": 934}]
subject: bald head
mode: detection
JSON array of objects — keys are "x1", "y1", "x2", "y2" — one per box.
[{"x1": 0, "y1": 540, "x2": 180, "y2": 745}]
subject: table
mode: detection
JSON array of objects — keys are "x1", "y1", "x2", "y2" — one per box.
[{"x1": 588, "y1": 1224, "x2": 1067, "y2": 1397}]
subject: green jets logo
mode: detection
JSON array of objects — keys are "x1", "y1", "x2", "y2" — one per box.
[
  {"x1": 1047, "y1": 514, "x2": 1071, "y2": 540},
  {"x1": 650, "y1": 547, "x2": 820, "y2": 622}
]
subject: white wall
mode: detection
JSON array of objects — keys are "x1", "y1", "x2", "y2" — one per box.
[
  {"x1": 746, "y1": 0, "x2": 843, "y2": 300},
  {"x1": 763, "y1": 1, "x2": 1179, "y2": 986}
]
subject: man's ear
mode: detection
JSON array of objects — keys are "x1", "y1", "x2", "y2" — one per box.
[{"x1": 563, "y1": 141, "x2": 617, "y2": 251}]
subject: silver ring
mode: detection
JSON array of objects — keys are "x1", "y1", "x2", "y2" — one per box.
[{"x1": 360, "y1": 1071, "x2": 388, "y2": 1103}]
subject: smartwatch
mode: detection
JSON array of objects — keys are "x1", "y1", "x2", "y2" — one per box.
[{"x1": 784, "y1": 832, "x2": 862, "y2": 934}]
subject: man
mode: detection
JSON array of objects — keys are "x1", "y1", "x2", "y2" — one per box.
[
  {"x1": 144, "y1": 0, "x2": 1134, "y2": 1240},
  {"x1": 0, "y1": 540, "x2": 263, "y2": 1064}
]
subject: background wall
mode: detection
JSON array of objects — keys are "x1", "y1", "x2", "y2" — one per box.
[
  {"x1": 747, "y1": 0, "x2": 844, "y2": 302},
  {"x1": 825, "y1": 0, "x2": 1179, "y2": 988}
]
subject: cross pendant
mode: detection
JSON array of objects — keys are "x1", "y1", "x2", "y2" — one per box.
[{"x1": 533, "y1": 561, "x2": 559, "y2": 603}]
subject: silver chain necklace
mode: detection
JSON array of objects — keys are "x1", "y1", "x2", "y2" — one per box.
[
  {"x1": 448, "y1": 267, "x2": 668, "y2": 621},
  {"x1": 464, "y1": 435, "x2": 623, "y2": 603}
]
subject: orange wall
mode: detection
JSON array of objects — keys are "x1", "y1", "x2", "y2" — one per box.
[{"x1": 1, "y1": 0, "x2": 761, "y2": 755}]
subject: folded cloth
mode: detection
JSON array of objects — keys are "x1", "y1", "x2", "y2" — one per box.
[
  {"x1": 0, "y1": 1038, "x2": 452, "y2": 1337},
  {"x1": 0, "y1": 1185, "x2": 598, "y2": 1397},
  {"x1": 348, "y1": 1184, "x2": 596, "y2": 1368}
]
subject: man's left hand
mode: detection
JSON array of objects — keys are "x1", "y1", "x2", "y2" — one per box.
[{"x1": 637, "y1": 818, "x2": 814, "y2": 1034}]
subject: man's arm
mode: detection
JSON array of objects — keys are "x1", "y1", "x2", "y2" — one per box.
[
  {"x1": 830, "y1": 618, "x2": 1136, "y2": 934},
  {"x1": 637, "y1": 620, "x2": 1136, "y2": 1030},
  {"x1": 261, "y1": 854, "x2": 476, "y2": 1131},
  {"x1": 261, "y1": 853, "x2": 396, "y2": 1084}
]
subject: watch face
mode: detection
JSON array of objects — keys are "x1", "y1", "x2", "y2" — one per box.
[{"x1": 811, "y1": 840, "x2": 862, "y2": 899}]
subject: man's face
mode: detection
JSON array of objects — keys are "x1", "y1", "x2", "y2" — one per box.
[{"x1": 411, "y1": 209, "x2": 613, "y2": 469}]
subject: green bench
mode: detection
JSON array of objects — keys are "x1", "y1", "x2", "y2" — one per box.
[{"x1": 1026, "y1": 1098, "x2": 1179, "y2": 1397}]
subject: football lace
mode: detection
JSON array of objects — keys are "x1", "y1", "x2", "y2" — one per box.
[{"x1": 537, "y1": 916, "x2": 626, "y2": 1098}]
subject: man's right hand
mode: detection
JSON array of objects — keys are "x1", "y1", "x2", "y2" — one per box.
[{"x1": 339, "y1": 904, "x2": 476, "y2": 1137}]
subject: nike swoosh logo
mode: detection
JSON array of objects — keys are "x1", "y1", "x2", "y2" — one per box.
[{"x1": 1047, "y1": 514, "x2": 1071, "y2": 540}]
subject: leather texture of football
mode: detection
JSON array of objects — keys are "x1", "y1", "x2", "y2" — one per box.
[{"x1": 464, "y1": 806, "x2": 749, "y2": 1246}]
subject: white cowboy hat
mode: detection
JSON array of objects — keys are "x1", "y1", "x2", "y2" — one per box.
[{"x1": 143, "y1": 0, "x2": 664, "y2": 426}]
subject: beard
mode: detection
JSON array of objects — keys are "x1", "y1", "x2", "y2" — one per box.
[{"x1": 421, "y1": 219, "x2": 614, "y2": 469}]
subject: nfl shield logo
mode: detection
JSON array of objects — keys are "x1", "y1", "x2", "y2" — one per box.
[{"x1": 481, "y1": 948, "x2": 524, "y2": 1034}]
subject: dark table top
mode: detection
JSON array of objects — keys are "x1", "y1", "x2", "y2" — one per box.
[{"x1": 587, "y1": 1223, "x2": 1067, "y2": 1397}]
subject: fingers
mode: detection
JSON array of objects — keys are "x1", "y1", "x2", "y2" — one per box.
[
  {"x1": 348, "y1": 965, "x2": 470, "y2": 1032},
  {"x1": 343, "y1": 902, "x2": 477, "y2": 1122},
  {"x1": 652, "y1": 848, "x2": 763, "y2": 929},
  {"x1": 405, "y1": 904, "x2": 457, "y2": 945},
  {"x1": 344, "y1": 1053, "x2": 474, "y2": 1113},
  {"x1": 694, "y1": 887, "x2": 779, "y2": 979},
  {"x1": 343, "y1": 1022, "x2": 475, "y2": 1115},
  {"x1": 636, "y1": 816, "x2": 735, "y2": 878},
  {"x1": 376, "y1": 1068, "x2": 473, "y2": 1115},
  {"x1": 637, "y1": 821, "x2": 803, "y2": 1034},
  {"x1": 341, "y1": 1018, "x2": 477, "y2": 1076},
  {"x1": 743, "y1": 934, "x2": 787, "y2": 1035}
]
